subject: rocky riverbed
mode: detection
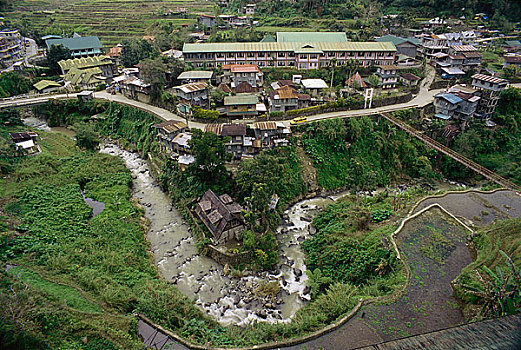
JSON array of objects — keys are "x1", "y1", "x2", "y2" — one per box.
[{"x1": 100, "y1": 142, "x2": 332, "y2": 326}]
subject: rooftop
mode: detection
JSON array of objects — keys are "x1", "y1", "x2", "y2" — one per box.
[
  {"x1": 224, "y1": 94, "x2": 258, "y2": 105},
  {"x1": 223, "y1": 64, "x2": 260, "y2": 73},
  {"x1": 33, "y1": 80, "x2": 61, "y2": 91},
  {"x1": 472, "y1": 74, "x2": 508, "y2": 84},
  {"x1": 153, "y1": 120, "x2": 188, "y2": 134},
  {"x1": 177, "y1": 71, "x2": 213, "y2": 80},
  {"x1": 183, "y1": 41, "x2": 397, "y2": 53},
  {"x1": 174, "y1": 82, "x2": 208, "y2": 93},
  {"x1": 301, "y1": 78, "x2": 328, "y2": 89},
  {"x1": 276, "y1": 31, "x2": 348, "y2": 43},
  {"x1": 58, "y1": 55, "x2": 113, "y2": 72},
  {"x1": 46, "y1": 36, "x2": 102, "y2": 51},
  {"x1": 436, "y1": 93, "x2": 463, "y2": 104}
]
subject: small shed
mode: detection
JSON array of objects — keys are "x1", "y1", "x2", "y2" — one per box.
[
  {"x1": 33, "y1": 80, "x2": 61, "y2": 94},
  {"x1": 77, "y1": 90, "x2": 94, "y2": 102}
]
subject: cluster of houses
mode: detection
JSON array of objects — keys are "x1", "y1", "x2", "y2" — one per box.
[
  {"x1": 434, "y1": 74, "x2": 509, "y2": 122},
  {"x1": 152, "y1": 117, "x2": 291, "y2": 168},
  {"x1": 0, "y1": 29, "x2": 27, "y2": 70}
]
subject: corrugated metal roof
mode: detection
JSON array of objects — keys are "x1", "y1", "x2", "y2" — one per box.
[
  {"x1": 33, "y1": 80, "x2": 61, "y2": 91},
  {"x1": 224, "y1": 94, "x2": 258, "y2": 105},
  {"x1": 177, "y1": 71, "x2": 213, "y2": 80},
  {"x1": 451, "y1": 45, "x2": 478, "y2": 52},
  {"x1": 46, "y1": 36, "x2": 102, "y2": 51},
  {"x1": 277, "y1": 32, "x2": 348, "y2": 43},
  {"x1": 472, "y1": 74, "x2": 508, "y2": 84},
  {"x1": 436, "y1": 93, "x2": 463, "y2": 105},
  {"x1": 58, "y1": 55, "x2": 112, "y2": 72},
  {"x1": 174, "y1": 82, "x2": 208, "y2": 93},
  {"x1": 183, "y1": 41, "x2": 396, "y2": 53}
]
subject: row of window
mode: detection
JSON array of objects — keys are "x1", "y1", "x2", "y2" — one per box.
[{"x1": 187, "y1": 52, "x2": 395, "y2": 60}]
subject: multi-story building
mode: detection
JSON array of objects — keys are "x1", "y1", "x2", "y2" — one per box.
[
  {"x1": 183, "y1": 41, "x2": 396, "y2": 70},
  {"x1": 268, "y1": 85, "x2": 311, "y2": 113},
  {"x1": 434, "y1": 91, "x2": 480, "y2": 121},
  {"x1": 153, "y1": 120, "x2": 188, "y2": 154},
  {"x1": 376, "y1": 65, "x2": 398, "y2": 89},
  {"x1": 45, "y1": 36, "x2": 103, "y2": 58},
  {"x1": 221, "y1": 64, "x2": 263, "y2": 92},
  {"x1": 471, "y1": 74, "x2": 509, "y2": 118},
  {"x1": 375, "y1": 35, "x2": 419, "y2": 58},
  {"x1": 224, "y1": 94, "x2": 258, "y2": 118},
  {"x1": 0, "y1": 29, "x2": 24, "y2": 68},
  {"x1": 419, "y1": 34, "x2": 448, "y2": 61},
  {"x1": 173, "y1": 82, "x2": 210, "y2": 114},
  {"x1": 448, "y1": 45, "x2": 481, "y2": 71},
  {"x1": 204, "y1": 123, "x2": 247, "y2": 156}
]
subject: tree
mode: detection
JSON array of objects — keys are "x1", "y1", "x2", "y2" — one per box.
[
  {"x1": 74, "y1": 122, "x2": 99, "y2": 151},
  {"x1": 0, "y1": 108, "x2": 23, "y2": 126},
  {"x1": 0, "y1": 72, "x2": 32, "y2": 98},
  {"x1": 138, "y1": 58, "x2": 167, "y2": 101},
  {"x1": 47, "y1": 44, "x2": 71, "y2": 74},
  {"x1": 120, "y1": 39, "x2": 159, "y2": 68},
  {"x1": 187, "y1": 130, "x2": 231, "y2": 191}
]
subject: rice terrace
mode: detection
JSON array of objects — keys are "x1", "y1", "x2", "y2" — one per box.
[{"x1": 1, "y1": 0, "x2": 521, "y2": 349}]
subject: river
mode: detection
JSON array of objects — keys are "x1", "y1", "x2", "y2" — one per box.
[{"x1": 99, "y1": 143, "x2": 333, "y2": 326}]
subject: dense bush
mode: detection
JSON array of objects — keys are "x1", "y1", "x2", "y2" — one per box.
[
  {"x1": 192, "y1": 106, "x2": 219, "y2": 120},
  {"x1": 0, "y1": 72, "x2": 32, "y2": 98},
  {"x1": 300, "y1": 115, "x2": 439, "y2": 190},
  {"x1": 33, "y1": 99, "x2": 108, "y2": 127}
]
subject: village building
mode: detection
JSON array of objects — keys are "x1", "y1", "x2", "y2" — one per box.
[
  {"x1": 220, "y1": 64, "x2": 263, "y2": 92},
  {"x1": 268, "y1": 85, "x2": 311, "y2": 113},
  {"x1": 399, "y1": 73, "x2": 421, "y2": 87},
  {"x1": 471, "y1": 74, "x2": 509, "y2": 118},
  {"x1": 107, "y1": 45, "x2": 123, "y2": 65},
  {"x1": 59, "y1": 56, "x2": 116, "y2": 90},
  {"x1": 172, "y1": 132, "x2": 192, "y2": 155},
  {"x1": 205, "y1": 123, "x2": 247, "y2": 156},
  {"x1": 33, "y1": 80, "x2": 61, "y2": 94},
  {"x1": 177, "y1": 70, "x2": 214, "y2": 84},
  {"x1": 0, "y1": 29, "x2": 24, "y2": 68},
  {"x1": 194, "y1": 190, "x2": 245, "y2": 245},
  {"x1": 199, "y1": 14, "x2": 217, "y2": 28},
  {"x1": 448, "y1": 45, "x2": 482, "y2": 71},
  {"x1": 503, "y1": 40, "x2": 521, "y2": 53},
  {"x1": 251, "y1": 122, "x2": 291, "y2": 149},
  {"x1": 182, "y1": 40, "x2": 396, "y2": 70},
  {"x1": 376, "y1": 65, "x2": 399, "y2": 89},
  {"x1": 503, "y1": 55, "x2": 521, "y2": 69},
  {"x1": 345, "y1": 72, "x2": 368, "y2": 89},
  {"x1": 243, "y1": 4, "x2": 256, "y2": 15},
  {"x1": 419, "y1": 34, "x2": 448, "y2": 61},
  {"x1": 9, "y1": 132, "x2": 40, "y2": 154},
  {"x1": 119, "y1": 76, "x2": 152, "y2": 103},
  {"x1": 375, "y1": 35, "x2": 419, "y2": 58},
  {"x1": 224, "y1": 94, "x2": 258, "y2": 118},
  {"x1": 434, "y1": 91, "x2": 480, "y2": 121},
  {"x1": 172, "y1": 82, "x2": 210, "y2": 114},
  {"x1": 45, "y1": 35, "x2": 103, "y2": 58},
  {"x1": 301, "y1": 78, "x2": 328, "y2": 97},
  {"x1": 396, "y1": 55, "x2": 421, "y2": 66},
  {"x1": 153, "y1": 120, "x2": 189, "y2": 154}
]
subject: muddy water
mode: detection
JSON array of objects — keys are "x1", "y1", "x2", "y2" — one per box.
[{"x1": 100, "y1": 143, "x2": 331, "y2": 326}]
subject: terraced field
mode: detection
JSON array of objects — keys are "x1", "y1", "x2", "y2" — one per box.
[{"x1": 5, "y1": 0, "x2": 213, "y2": 46}]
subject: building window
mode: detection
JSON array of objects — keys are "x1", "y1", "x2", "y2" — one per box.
[
  {"x1": 237, "y1": 53, "x2": 244, "y2": 58},
  {"x1": 299, "y1": 54, "x2": 307, "y2": 60}
]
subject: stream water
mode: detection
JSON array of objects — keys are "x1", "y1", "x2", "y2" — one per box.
[{"x1": 100, "y1": 143, "x2": 333, "y2": 326}]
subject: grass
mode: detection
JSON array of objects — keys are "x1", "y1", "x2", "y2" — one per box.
[{"x1": 8, "y1": 266, "x2": 102, "y2": 313}]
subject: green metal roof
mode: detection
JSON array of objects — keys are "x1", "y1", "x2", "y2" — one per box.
[
  {"x1": 177, "y1": 70, "x2": 213, "y2": 80},
  {"x1": 276, "y1": 32, "x2": 347, "y2": 43},
  {"x1": 504, "y1": 40, "x2": 521, "y2": 47},
  {"x1": 183, "y1": 41, "x2": 396, "y2": 53},
  {"x1": 33, "y1": 80, "x2": 61, "y2": 91},
  {"x1": 46, "y1": 36, "x2": 102, "y2": 51},
  {"x1": 376, "y1": 35, "x2": 406, "y2": 46},
  {"x1": 261, "y1": 34, "x2": 276, "y2": 42},
  {"x1": 58, "y1": 55, "x2": 112, "y2": 72},
  {"x1": 224, "y1": 94, "x2": 258, "y2": 106},
  {"x1": 376, "y1": 35, "x2": 420, "y2": 47}
]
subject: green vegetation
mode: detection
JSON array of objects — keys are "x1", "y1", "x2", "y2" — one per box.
[
  {"x1": 303, "y1": 195, "x2": 398, "y2": 291},
  {"x1": 8, "y1": 266, "x2": 101, "y2": 313},
  {"x1": 455, "y1": 218, "x2": 521, "y2": 319},
  {"x1": 299, "y1": 115, "x2": 439, "y2": 190},
  {"x1": 0, "y1": 72, "x2": 32, "y2": 98},
  {"x1": 436, "y1": 88, "x2": 521, "y2": 186}
]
